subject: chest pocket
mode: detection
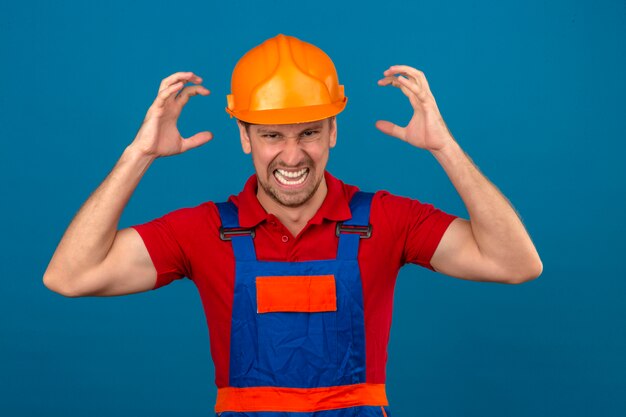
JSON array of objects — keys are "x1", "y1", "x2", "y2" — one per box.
[
  {"x1": 254, "y1": 274, "x2": 339, "y2": 385},
  {"x1": 256, "y1": 275, "x2": 337, "y2": 313}
]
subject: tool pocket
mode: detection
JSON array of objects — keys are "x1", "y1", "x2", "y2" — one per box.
[
  {"x1": 254, "y1": 274, "x2": 339, "y2": 385},
  {"x1": 256, "y1": 274, "x2": 337, "y2": 313}
]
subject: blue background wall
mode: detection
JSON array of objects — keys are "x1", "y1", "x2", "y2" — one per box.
[{"x1": 1, "y1": 0, "x2": 625, "y2": 416}]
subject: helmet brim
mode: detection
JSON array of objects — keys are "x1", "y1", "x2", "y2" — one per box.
[{"x1": 226, "y1": 99, "x2": 347, "y2": 125}]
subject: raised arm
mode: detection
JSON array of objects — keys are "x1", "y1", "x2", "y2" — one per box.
[
  {"x1": 44, "y1": 72, "x2": 212, "y2": 297},
  {"x1": 376, "y1": 65, "x2": 542, "y2": 284}
]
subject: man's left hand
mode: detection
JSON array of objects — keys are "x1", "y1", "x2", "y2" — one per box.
[{"x1": 376, "y1": 65, "x2": 454, "y2": 152}]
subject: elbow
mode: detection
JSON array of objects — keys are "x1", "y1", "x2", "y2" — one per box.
[
  {"x1": 506, "y1": 257, "x2": 543, "y2": 284},
  {"x1": 43, "y1": 270, "x2": 85, "y2": 298}
]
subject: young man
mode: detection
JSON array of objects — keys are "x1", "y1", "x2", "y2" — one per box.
[{"x1": 44, "y1": 34, "x2": 542, "y2": 416}]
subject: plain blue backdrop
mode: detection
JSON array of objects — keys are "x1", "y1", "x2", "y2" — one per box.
[{"x1": 1, "y1": 0, "x2": 625, "y2": 416}]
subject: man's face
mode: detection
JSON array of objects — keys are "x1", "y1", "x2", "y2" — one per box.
[{"x1": 238, "y1": 118, "x2": 337, "y2": 208}]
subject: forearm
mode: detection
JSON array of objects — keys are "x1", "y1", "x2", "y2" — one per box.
[
  {"x1": 432, "y1": 139, "x2": 542, "y2": 278},
  {"x1": 44, "y1": 145, "x2": 154, "y2": 287},
  {"x1": 376, "y1": 65, "x2": 541, "y2": 281}
]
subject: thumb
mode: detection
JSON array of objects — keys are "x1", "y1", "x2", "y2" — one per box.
[
  {"x1": 375, "y1": 120, "x2": 406, "y2": 141},
  {"x1": 181, "y1": 131, "x2": 213, "y2": 152}
]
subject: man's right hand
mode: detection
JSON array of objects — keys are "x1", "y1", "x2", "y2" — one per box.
[
  {"x1": 44, "y1": 72, "x2": 213, "y2": 297},
  {"x1": 130, "y1": 71, "x2": 213, "y2": 158}
]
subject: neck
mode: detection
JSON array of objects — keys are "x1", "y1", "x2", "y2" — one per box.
[{"x1": 257, "y1": 178, "x2": 328, "y2": 237}]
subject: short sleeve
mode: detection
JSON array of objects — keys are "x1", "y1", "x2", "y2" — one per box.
[
  {"x1": 131, "y1": 210, "x2": 191, "y2": 290},
  {"x1": 375, "y1": 191, "x2": 457, "y2": 270}
]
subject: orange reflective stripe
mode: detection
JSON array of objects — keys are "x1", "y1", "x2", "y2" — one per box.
[
  {"x1": 256, "y1": 275, "x2": 337, "y2": 313},
  {"x1": 381, "y1": 405, "x2": 388, "y2": 416},
  {"x1": 215, "y1": 383, "x2": 388, "y2": 413}
]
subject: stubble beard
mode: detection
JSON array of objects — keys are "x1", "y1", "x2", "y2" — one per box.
[
  {"x1": 258, "y1": 154, "x2": 323, "y2": 208},
  {"x1": 258, "y1": 168, "x2": 323, "y2": 208}
]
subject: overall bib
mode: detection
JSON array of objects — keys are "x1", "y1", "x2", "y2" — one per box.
[{"x1": 215, "y1": 192, "x2": 390, "y2": 417}]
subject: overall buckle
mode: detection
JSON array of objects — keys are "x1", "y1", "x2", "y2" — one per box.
[
  {"x1": 219, "y1": 227, "x2": 256, "y2": 241},
  {"x1": 335, "y1": 222, "x2": 372, "y2": 239}
]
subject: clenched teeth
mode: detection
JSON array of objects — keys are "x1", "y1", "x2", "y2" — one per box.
[
  {"x1": 276, "y1": 168, "x2": 308, "y2": 178},
  {"x1": 274, "y1": 168, "x2": 309, "y2": 185}
]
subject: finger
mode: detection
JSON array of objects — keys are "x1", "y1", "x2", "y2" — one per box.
[
  {"x1": 181, "y1": 131, "x2": 214, "y2": 152},
  {"x1": 378, "y1": 75, "x2": 413, "y2": 95},
  {"x1": 378, "y1": 75, "x2": 410, "y2": 86},
  {"x1": 154, "y1": 81, "x2": 184, "y2": 108},
  {"x1": 385, "y1": 65, "x2": 432, "y2": 95},
  {"x1": 395, "y1": 74, "x2": 430, "y2": 103},
  {"x1": 383, "y1": 66, "x2": 425, "y2": 99},
  {"x1": 377, "y1": 76, "x2": 393, "y2": 86},
  {"x1": 384, "y1": 65, "x2": 422, "y2": 79},
  {"x1": 375, "y1": 120, "x2": 406, "y2": 141},
  {"x1": 159, "y1": 72, "x2": 203, "y2": 92},
  {"x1": 384, "y1": 66, "x2": 420, "y2": 87},
  {"x1": 159, "y1": 72, "x2": 203, "y2": 93},
  {"x1": 176, "y1": 85, "x2": 210, "y2": 107},
  {"x1": 378, "y1": 75, "x2": 419, "y2": 106}
]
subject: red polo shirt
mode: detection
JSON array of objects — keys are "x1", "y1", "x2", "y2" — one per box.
[{"x1": 132, "y1": 172, "x2": 456, "y2": 388}]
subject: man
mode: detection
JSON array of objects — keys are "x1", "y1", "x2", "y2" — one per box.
[{"x1": 44, "y1": 34, "x2": 542, "y2": 416}]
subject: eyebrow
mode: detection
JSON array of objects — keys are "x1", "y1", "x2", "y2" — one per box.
[{"x1": 256, "y1": 123, "x2": 324, "y2": 134}]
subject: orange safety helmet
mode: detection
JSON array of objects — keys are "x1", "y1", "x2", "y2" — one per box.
[{"x1": 226, "y1": 34, "x2": 347, "y2": 125}]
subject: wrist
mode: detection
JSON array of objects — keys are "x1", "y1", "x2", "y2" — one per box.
[
  {"x1": 431, "y1": 137, "x2": 462, "y2": 163},
  {"x1": 123, "y1": 143, "x2": 158, "y2": 165}
]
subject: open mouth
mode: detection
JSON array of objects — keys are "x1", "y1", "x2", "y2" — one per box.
[{"x1": 273, "y1": 168, "x2": 309, "y2": 186}]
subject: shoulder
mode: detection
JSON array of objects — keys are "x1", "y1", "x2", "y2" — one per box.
[
  {"x1": 370, "y1": 190, "x2": 442, "y2": 222},
  {"x1": 163, "y1": 201, "x2": 220, "y2": 222},
  {"x1": 368, "y1": 189, "x2": 457, "y2": 267},
  {"x1": 132, "y1": 201, "x2": 222, "y2": 239},
  {"x1": 331, "y1": 175, "x2": 446, "y2": 224}
]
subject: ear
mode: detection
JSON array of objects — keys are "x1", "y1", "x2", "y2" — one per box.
[
  {"x1": 329, "y1": 117, "x2": 337, "y2": 149},
  {"x1": 237, "y1": 121, "x2": 252, "y2": 154}
]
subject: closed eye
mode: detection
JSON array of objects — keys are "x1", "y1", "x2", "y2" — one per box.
[
  {"x1": 261, "y1": 133, "x2": 281, "y2": 139},
  {"x1": 301, "y1": 130, "x2": 320, "y2": 138}
]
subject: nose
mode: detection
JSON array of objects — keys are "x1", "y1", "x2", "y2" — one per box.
[{"x1": 280, "y1": 137, "x2": 305, "y2": 166}]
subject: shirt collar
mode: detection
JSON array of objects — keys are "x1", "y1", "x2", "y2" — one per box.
[{"x1": 230, "y1": 171, "x2": 353, "y2": 228}]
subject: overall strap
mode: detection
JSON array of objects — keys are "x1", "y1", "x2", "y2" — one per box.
[
  {"x1": 337, "y1": 192, "x2": 374, "y2": 260},
  {"x1": 215, "y1": 201, "x2": 257, "y2": 261}
]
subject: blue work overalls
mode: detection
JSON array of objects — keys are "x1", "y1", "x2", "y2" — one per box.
[{"x1": 215, "y1": 192, "x2": 390, "y2": 417}]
